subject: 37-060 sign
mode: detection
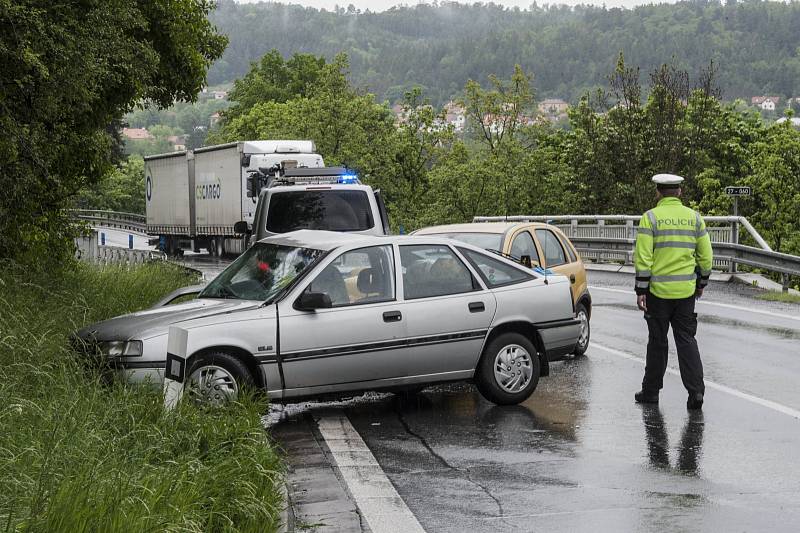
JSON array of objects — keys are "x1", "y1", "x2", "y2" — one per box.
[{"x1": 724, "y1": 186, "x2": 752, "y2": 196}]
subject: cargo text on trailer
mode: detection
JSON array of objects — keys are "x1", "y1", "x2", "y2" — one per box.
[{"x1": 144, "y1": 140, "x2": 324, "y2": 256}]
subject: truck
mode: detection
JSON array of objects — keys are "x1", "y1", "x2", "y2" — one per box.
[
  {"x1": 144, "y1": 140, "x2": 324, "y2": 256},
  {"x1": 238, "y1": 166, "x2": 391, "y2": 247}
]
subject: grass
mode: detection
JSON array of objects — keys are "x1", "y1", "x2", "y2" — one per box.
[
  {"x1": 0, "y1": 261, "x2": 284, "y2": 532},
  {"x1": 756, "y1": 290, "x2": 800, "y2": 304}
]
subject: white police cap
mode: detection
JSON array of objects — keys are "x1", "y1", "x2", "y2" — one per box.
[{"x1": 651, "y1": 173, "x2": 684, "y2": 187}]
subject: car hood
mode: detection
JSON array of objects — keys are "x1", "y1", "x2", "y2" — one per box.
[{"x1": 75, "y1": 298, "x2": 264, "y2": 342}]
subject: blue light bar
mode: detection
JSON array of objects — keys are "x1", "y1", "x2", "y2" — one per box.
[{"x1": 337, "y1": 174, "x2": 360, "y2": 184}]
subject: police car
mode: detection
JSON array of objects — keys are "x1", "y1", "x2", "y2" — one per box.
[{"x1": 234, "y1": 167, "x2": 390, "y2": 246}]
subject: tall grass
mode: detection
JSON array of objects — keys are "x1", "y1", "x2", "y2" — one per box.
[{"x1": 0, "y1": 261, "x2": 283, "y2": 532}]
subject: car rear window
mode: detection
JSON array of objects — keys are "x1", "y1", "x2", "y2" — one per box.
[
  {"x1": 424, "y1": 232, "x2": 503, "y2": 251},
  {"x1": 266, "y1": 190, "x2": 374, "y2": 233}
]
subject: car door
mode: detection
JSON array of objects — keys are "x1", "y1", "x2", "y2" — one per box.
[
  {"x1": 396, "y1": 244, "x2": 497, "y2": 376},
  {"x1": 278, "y1": 244, "x2": 408, "y2": 390},
  {"x1": 534, "y1": 227, "x2": 579, "y2": 302},
  {"x1": 505, "y1": 229, "x2": 542, "y2": 268}
]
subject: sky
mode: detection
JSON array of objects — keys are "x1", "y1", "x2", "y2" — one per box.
[{"x1": 234, "y1": 0, "x2": 676, "y2": 11}]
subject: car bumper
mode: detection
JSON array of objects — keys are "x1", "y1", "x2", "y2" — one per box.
[{"x1": 537, "y1": 318, "x2": 581, "y2": 360}]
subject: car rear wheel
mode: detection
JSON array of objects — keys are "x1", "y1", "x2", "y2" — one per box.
[
  {"x1": 475, "y1": 332, "x2": 540, "y2": 405},
  {"x1": 573, "y1": 302, "x2": 590, "y2": 356},
  {"x1": 185, "y1": 352, "x2": 254, "y2": 407}
]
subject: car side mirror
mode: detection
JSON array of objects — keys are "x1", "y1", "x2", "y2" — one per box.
[
  {"x1": 295, "y1": 291, "x2": 332, "y2": 311},
  {"x1": 233, "y1": 221, "x2": 250, "y2": 235}
]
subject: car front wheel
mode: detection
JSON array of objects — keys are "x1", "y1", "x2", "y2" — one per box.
[
  {"x1": 475, "y1": 332, "x2": 541, "y2": 405},
  {"x1": 185, "y1": 352, "x2": 254, "y2": 406},
  {"x1": 573, "y1": 302, "x2": 590, "y2": 356}
]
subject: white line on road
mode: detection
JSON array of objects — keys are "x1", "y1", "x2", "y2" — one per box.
[
  {"x1": 592, "y1": 342, "x2": 800, "y2": 420},
  {"x1": 589, "y1": 285, "x2": 800, "y2": 322},
  {"x1": 316, "y1": 414, "x2": 426, "y2": 533}
]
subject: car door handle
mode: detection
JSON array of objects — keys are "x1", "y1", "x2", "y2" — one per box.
[
  {"x1": 383, "y1": 311, "x2": 402, "y2": 322},
  {"x1": 570, "y1": 274, "x2": 576, "y2": 284},
  {"x1": 469, "y1": 302, "x2": 485, "y2": 313}
]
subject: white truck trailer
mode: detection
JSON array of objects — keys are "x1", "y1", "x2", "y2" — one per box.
[{"x1": 145, "y1": 140, "x2": 324, "y2": 255}]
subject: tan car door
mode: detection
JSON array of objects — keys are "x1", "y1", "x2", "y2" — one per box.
[
  {"x1": 534, "y1": 227, "x2": 580, "y2": 303},
  {"x1": 504, "y1": 229, "x2": 542, "y2": 268}
]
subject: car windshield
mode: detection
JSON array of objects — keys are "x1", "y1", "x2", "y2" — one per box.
[
  {"x1": 199, "y1": 242, "x2": 324, "y2": 302},
  {"x1": 266, "y1": 190, "x2": 374, "y2": 233},
  {"x1": 426, "y1": 232, "x2": 503, "y2": 251}
]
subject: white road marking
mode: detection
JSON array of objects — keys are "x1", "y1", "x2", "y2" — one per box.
[
  {"x1": 316, "y1": 414, "x2": 426, "y2": 533},
  {"x1": 591, "y1": 342, "x2": 800, "y2": 420},
  {"x1": 589, "y1": 285, "x2": 800, "y2": 322}
]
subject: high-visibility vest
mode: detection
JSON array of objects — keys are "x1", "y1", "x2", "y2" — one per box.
[{"x1": 634, "y1": 197, "x2": 714, "y2": 299}]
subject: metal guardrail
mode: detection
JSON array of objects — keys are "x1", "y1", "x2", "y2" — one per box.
[
  {"x1": 71, "y1": 209, "x2": 148, "y2": 234},
  {"x1": 75, "y1": 234, "x2": 166, "y2": 265},
  {"x1": 473, "y1": 215, "x2": 799, "y2": 290}
]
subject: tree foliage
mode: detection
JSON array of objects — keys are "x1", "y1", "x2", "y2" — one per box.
[
  {"x1": 219, "y1": 47, "x2": 800, "y2": 260},
  {"x1": 0, "y1": 0, "x2": 226, "y2": 260}
]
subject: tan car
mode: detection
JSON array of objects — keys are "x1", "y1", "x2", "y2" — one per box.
[{"x1": 413, "y1": 222, "x2": 591, "y2": 356}]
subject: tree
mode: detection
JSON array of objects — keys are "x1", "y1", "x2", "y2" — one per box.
[
  {"x1": 742, "y1": 123, "x2": 800, "y2": 255},
  {"x1": 0, "y1": 1, "x2": 226, "y2": 260},
  {"x1": 224, "y1": 50, "x2": 326, "y2": 122},
  {"x1": 73, "y1": 156, "x2": 146, "y2": 215},
  {"x1": 462, "y1": 65, "x2": 534, "y2": 154}
]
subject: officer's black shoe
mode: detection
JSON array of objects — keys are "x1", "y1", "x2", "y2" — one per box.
[
  {"x1": 635, "y1": 390, "x2": 659, "y2": 404},
  {"x1": 687, "y1": 392, "x2": 704, "y2": 410}
]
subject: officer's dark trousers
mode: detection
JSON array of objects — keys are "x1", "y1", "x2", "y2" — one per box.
[{"x1": 642, "y1": 293, "x2": 705, "y2": 395}]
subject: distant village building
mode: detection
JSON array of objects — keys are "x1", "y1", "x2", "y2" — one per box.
[
  {"x1": 167, "y1": 135, "x2": 186, "y2": 151},
  {"x1": 121, "y1": 127, "x2": 153, "y2": 141},
  {"x1": 212, "y1": 90, "x2": 228, "y2": 100},
  {"x1": 538, "y1": 98, "x2": 569, "y2": 116},
  {"x1": 751, "y1": 96, "x2": 781, "y2": 111},
  {"x1": 776, "y1": 117, "x2": 800, "y2": 128},
  {"x1": 443, "y1": 101, "x2": 466, "y2": 132},
  {"x1": 391, "y1": 103, "x2": 409, "y2": 125}
]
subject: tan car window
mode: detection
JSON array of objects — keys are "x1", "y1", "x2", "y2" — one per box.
[
  {"x1": 510, "y1": 231, "x2": 540, "y2": 264},
  {"x1": 535, "y1": 229, "x2": 567, "y2": 267},
  {"x1": 558, "y1": 234, "x2": 578, "y2": 263}
]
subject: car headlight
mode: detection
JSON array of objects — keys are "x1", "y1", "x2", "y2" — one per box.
[{"x1": 98, "y1": 340, "x2": 143, "y2": 357}]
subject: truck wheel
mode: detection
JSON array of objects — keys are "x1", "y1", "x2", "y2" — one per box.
[
  {"x1": 184, "y1": 351, "x2": 254, "y2": 407},
  {"x1": 475, "y1": 332, "x2": 540, "y2": 405},
  {"x1": 573, "y1": 302, "x2": 590, "y2": 357}
]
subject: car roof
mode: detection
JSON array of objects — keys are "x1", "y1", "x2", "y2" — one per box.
[
  {"x1": 413, "y1": 222, "x2": 553, "y2": 235},
  {"x1": 256, "y1": 230, "x2": 462, "y2": 251}
]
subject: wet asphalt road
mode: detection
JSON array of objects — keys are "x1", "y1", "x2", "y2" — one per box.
[
  {"x1": 280, "y1": 274, "x2": 800, "y2": 532},
  {"x1": 188, "y1": 254, "x2": 800, "y2": 531}
]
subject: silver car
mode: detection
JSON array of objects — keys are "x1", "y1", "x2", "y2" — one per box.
[{"x1": 74, "y1": 231, "x2": 580, "y2": 405}]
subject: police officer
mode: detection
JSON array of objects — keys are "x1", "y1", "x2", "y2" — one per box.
[{"x1": 634, "y1": 174, "x2": 713, "y2": 410}]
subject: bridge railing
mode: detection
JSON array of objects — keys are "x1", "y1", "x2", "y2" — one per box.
[
  {"x1": 71, "y1": 209, "x2": 148, "y2": 234},
  {"x1": 75, "y1": 234, "x2": 165, "y2": 265},
  {"x1": 473, "y1": 215, "x2": 799, "y2": 290}
]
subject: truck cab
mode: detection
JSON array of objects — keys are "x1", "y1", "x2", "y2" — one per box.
[{"x1": 236, "y1": 167, "x2": 390, "y2": 245}]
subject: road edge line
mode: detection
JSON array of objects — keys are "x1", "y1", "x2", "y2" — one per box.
[
  {"x1": 315, "y1": 413, "x2": 427, "y2": 533},
  {"x1": 591, "y1": 342, "x2": 800, "y2": 420}
]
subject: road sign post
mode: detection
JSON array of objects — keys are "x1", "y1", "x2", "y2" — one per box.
[{"x1": 724, "y1": 186, "x2": 752, "y2": 273}]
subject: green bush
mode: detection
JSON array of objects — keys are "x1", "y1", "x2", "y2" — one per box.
[{"x1": 0, "y1": 261, "x2": 284, "y2": 532}]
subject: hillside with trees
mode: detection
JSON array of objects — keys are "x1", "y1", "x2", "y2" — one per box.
[
  {"x1": 208, "y1": 0, "x2": 800, "y2": 104},
  {"x1": 210, "y1": 49, "x2": 800, "y2": 260}
]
